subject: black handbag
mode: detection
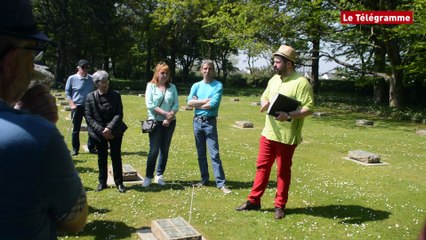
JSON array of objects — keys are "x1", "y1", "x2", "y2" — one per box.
[
  {"x1": 141, "y1": 90, "x2": 165, "y2": 134},
  {"x1": 141, "y1": 119, "x2": 158, "y2": 133}
]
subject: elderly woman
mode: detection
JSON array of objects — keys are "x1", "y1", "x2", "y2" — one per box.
[{"x1": 85, "y1": 70, "x2": 127, "y2": 193}]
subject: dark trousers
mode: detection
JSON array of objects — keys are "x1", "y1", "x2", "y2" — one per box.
[
  {"x1": 96, "y1": 136, "x2": 123, "y2": 186},
  {"x1": 71, "y1": 105, "x2": 95, "y2": 152}
]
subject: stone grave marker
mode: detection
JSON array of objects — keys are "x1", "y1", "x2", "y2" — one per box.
[
  {"x1": 59, "y1": 101, "x2": 68, "y2": 106},
  {"x1": 54, "y1": 93, "x2": 62, "y2": 97},
  {"x1": 63, "y1": 106, "x2": 71, "y2": 111},
  {"x1": 231, "y1": 98, "x2": 239, "y2": 102},
  {"x1": 57, "y1": 96, "x2": 65, "y2": 101},
  {"x1": 348, "y1": 150, "x2": 381, "y2": 163},
  {"x1": 109, "y1": 164, "x2": 138, "y2": 181},
  {"x1": 251, "y1": 101, "x2": 261, "y2": 106},
  {"x1": 235, "y1": 121, "x2": 254, "y2": 128},
  {"x1": 416, "y1": 129, "x2": 426, "y2": 136},
  {"x1": 80, "y1": 123, "x2": 88, "y2": 131},
  {"x1": 138, "y1": 94, "x2": 145, "y2": 97},
  {"x1": 151, "y1": 217, "x2": 202, "y2": 240},
  {"x1": 355, "y1": 119, "x2": 374, "y2": 126},
  {"x1": 180, "y1": 106, "x2": 193, "y2": 111}
]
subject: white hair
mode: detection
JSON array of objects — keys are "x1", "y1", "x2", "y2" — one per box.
[{"x1": 92, "y1": 70, "x2": 109, "y2": 84}]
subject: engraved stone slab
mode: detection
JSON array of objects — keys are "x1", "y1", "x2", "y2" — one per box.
[
  {"x1": 57, "y1": 97, "x2": 65, "y2": 101},
  {"x1": 54, "y1": 93, "x2": 62, "y2": 97},
  {"x1": 151, "y1": 218, "x2": 201, "y2": 240},
  {"x1": 80, "y1": 123, "x2": 88, "y2": 131},
  {"x1": 416, "y1": 129, "x2": 426, "y2": 136},
  {"x1": 355, "y1": 119, "x2": 374, "y2": 126},
  {"x1": 180, "y1": 106, "x2": 193, "y2": 111},
  {"x1": 139, "y1": 94, "x2": 145, "y2": 97},
  {"x1": 348, "y1": 150, "x2": 380, "y2": 163},
  {"x1": 251, "y1": 101, "x2": 261, "y2": 106},
  {"x1": 59, "y1": 101, "x2": 68, "y2": 105},
  {"x1": 63, "y1": 106, "x2": 71, "y2": 111},
  {"x1": 109, "y1": 164, "x2": 138, "y2": 181},
  {"x1": 231, "y1": 98, "x2": 239, "y2": 102},
  {"x1": 235, "y1": 121, "x2": 254, "y2": 128}
]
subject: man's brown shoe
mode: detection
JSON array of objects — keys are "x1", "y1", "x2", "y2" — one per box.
[
  {"x1": 274, "y1": 207, "x2": 285, "y2": 219},
  {"x1": 236, "y1": 201, "x2": 261, "y2": 211}
]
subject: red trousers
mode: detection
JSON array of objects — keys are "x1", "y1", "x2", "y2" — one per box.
[{"x1": 248, "y1": 136, "x2": 297, "y2": 208}]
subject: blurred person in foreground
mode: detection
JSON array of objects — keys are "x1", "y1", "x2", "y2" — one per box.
[
  {"x1": 0, "y1": 0, "x2": 88, "y2": 238},
  {"x1": 85, "y1": 70, "x2": 127, "y2": 193},
  {"x1": 142, "y1": 62, "x2": 179, "y2": 187},
  {"x1": 187, "y1": 59, "x2": 231, "y2": 195},
  {"x1": 236, "y1": 45, "x2": 314, "y2": 219},
  {"x1": 65, "y1": 59, "x2": 96, "y2": 156}
]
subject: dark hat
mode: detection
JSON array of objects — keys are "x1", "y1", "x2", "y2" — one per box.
[
  {"x1": 273, "y1": 45, "x2": 297, "y2": 63},
  {"x1": 0, "y1": 0, "x2": 50, "y2": 42},
  {"x1": 77, "y1": 59, "x2": 89, "y2": 67}
]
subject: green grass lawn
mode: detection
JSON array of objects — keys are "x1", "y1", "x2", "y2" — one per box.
[{"x1": 56, "y1": 91, "x2": 426, "y2": 240}]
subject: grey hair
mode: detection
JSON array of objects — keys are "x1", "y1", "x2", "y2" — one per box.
[
  {"x1": 200, "y1": 59, "x2": 214, "y2": 69},
  {"x1": 92, "y1": 70, "x2": 109, "y2": 84}
]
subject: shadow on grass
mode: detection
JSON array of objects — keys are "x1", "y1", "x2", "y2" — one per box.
[
  {"x1": 284, "y1": 204, "x2": 391, "y2": 224},
  {"x1": 59, "y1": 220, "x2": 137, "y2": 240},
  {"x1": 121, "y1": 150, "x2": 147, "y2": 157},
  {"x1": 226, "y1": 180, "x2": 277, "y2": 190}
]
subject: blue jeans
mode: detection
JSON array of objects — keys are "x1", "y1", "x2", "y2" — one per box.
[
  {"x1": 145, "y1": 120, "x2": 176, "y2": 178},
  {"x1": 193, "y1": 117, "x2": 226, "y2": 188}
]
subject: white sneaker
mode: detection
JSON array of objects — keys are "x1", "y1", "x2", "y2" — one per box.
[
  {"x1": 154, "y1": 175, "x2": 166, "y2": 186},
  {"x1": 220, "y1": 186, "x2": 232, "y2": 194},
  {"x1": 142, "y1": 178, "x2": 152, "y2": 187}
]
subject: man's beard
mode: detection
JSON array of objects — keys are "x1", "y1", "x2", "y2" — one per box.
[{"x1": 274, "y1": 66, "x2": 287, "y2": 76}]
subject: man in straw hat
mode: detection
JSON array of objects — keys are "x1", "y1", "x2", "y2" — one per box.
[
  {"x1": 0, "y1": 0, "x2": 88, "y2": 238},
  {"x1": 236, "y1": 45, "x2": 314, "y2": 219}
]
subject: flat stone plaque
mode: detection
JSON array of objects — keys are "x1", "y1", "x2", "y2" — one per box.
[
  {"x1": 355, "y1": 119, "x2": 374, "y2": 126},
  {"x1": 416, "y1": 129, "x2": 426, "y2": 136},
  {"x1": 151, "y1": 218, "x2": 201, "y2": 240},
  {"x1": 348, "y1": 150, "x2": 380, "y2": 163},
  {"x1": 235, "y1": 121, "x2": 254, "y2": 128},
  {"x1": 109, "y1": 164, "x2": 138, "y2": 181},
  {"x1": 80, "y1": 124, "x2": 88, "y2": 131},
  {"x1": 180, "y1": 106, "x2": 193, "y2": 111}
]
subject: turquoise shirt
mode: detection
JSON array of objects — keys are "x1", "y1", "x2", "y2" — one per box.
[
  {"x1": 260, "y1": 72, "x2": 314, "y2": 145},
  {"x1": 145, "y1": 82, "x2": 179, "y2": 121},
  {"x1": 187, "y1": 79, "x2": 223, "y2": 117}
]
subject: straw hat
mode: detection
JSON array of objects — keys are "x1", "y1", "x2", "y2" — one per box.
[{"x1": 273, "y1": 45, "x2": 296, "y2": 63}]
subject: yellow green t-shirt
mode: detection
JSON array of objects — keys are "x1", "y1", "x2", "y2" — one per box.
[{"x1": 260, "y1": 72, "x2": 314, "y2": 145}]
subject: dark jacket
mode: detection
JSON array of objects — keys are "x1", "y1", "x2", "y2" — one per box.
[{"x1": 85, "y1": 89, "x2": 126, "y2": 141}]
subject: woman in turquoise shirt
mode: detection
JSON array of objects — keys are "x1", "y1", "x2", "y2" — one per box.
[{"x1": 142, "y1": 62, "x2": 179, "y2": 187}]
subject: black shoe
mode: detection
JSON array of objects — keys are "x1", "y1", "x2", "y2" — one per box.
[
  {"x1": 274, "y1": 207, "x2": 285, "y2": 219},
  {"x1": 236, "y1": 201, "x2": 261, "y2": 211},
  {"x1": 96, "y1": 184, "x2": 108, "y2": 191},
  {"x1": 71, "y1": 150, "x2": 79, "y2": 156},
  {"x1": 192, "y1": 182, "x2": 208, "y2": 188},
  {"x1": 117, "y1": 184, "x2": 126, "y2": 193}
]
